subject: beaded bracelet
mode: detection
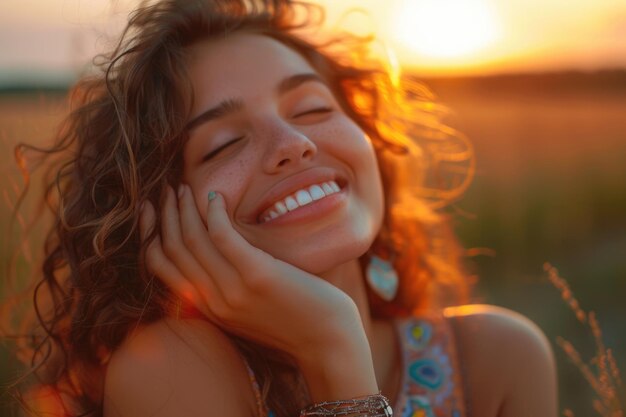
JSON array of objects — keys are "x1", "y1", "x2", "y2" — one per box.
[{"x1": 300, "y1": 393, "x2": 393, "y2": 417}]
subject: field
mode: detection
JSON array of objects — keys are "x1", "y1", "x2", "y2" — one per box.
[
  {"x1": 430, "y1": 72, "x2": 626, "y2": 415},
  {"x1": 1, "y1": 72, "x2": 625, "y2": 415}
]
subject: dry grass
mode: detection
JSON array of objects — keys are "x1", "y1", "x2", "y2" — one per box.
[{"x1": 545, "y1": 262, "x2": 624, "y2": 417}]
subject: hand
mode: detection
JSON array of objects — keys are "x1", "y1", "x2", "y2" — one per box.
[{"x1": 139, "y1": 185, "x2": 366, "y2": 359}]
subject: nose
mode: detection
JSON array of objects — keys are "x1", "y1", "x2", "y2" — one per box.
[{"x1": 261, "y1": 121, "x2": 317, "y2": 173}]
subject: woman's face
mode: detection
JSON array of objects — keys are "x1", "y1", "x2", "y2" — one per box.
[{"x1": 182, "y1": 33, "x2": 384, "y2": 274}]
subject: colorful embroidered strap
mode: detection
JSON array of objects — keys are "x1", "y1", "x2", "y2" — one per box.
[{"x1": 393, "y1": 315, "x2": 466, "y2": 417}]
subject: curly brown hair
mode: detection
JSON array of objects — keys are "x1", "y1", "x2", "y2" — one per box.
[{"x1": 4, "y1": 0, "x2": 474, "y2": 415}]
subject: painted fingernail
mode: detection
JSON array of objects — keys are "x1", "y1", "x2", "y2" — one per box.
[{"x1": 208, "y1": 191, "x2": 217, "y2": 201}]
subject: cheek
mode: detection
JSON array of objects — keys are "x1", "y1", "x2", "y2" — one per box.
[
  {"x1": 319, "y1": 121, "x2": 384, "y2": 220},
  {"x1": 185, "y1": 153, "x2": 256, "y2": 220},
  {"x1": 335, "y1": 123, "x2": 385, "y2": 216},
  {"x1": 324, "y1": 122, "x2": 380, "y2": 178},
  {"x1": 313, "y1": 118, "x2": 372, "y2": 157}
]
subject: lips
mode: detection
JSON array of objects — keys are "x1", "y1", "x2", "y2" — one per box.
[
  {"x1": 258, "y1": 180, "x2": 342, "y2": 223},
  {"x1": 249, "y1": 167, "x2": 347, "y2": 224}
]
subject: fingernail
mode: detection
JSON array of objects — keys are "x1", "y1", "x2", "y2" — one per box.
[
  {"x1": 208, "y1": 191, "x2": 217, "y2": 201},
  {"x1": 177, "y1": 185, "x2": 184, "y2": 198}
]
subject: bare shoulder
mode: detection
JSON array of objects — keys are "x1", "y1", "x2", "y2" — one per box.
[
  {"x1": 443, "y1": 304, "x2": 558, "y2": 417},
  {"x1": 443, "y1": 304, "x2": 553, "y2": 354},
  {"x1": 103, "y1": 317, "x2": 258, "y2": 417}
]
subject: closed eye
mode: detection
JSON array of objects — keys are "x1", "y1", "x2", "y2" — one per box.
[
  {"x1": 293, "y1": 107, "x2": 333, "y2": 118},
  {"x1": 201, "y1": 136, "x2": 245, "y2": 162}
]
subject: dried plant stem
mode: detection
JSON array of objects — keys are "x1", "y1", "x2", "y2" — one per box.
[
  {"x1": 608, "y1": 349, "x2": 623, "y2": 388},
  {"x1": 557, "y1": 337, "x2": 603, "y2": 395},
  {"x1": 545, "y1": 262, "x2": 624, "y2": 417},
  {"x1": 544, "y1": 262, "x2": 586, "y2": 323}
]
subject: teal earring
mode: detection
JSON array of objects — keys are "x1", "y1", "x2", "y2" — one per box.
[{"x1": 366, "y1": 255, "x2": 399, "y2": 301}]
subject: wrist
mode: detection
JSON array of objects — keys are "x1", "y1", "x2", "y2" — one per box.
[
  {"x1": 300, "y1": 393, "x2": 393, "y2": 417},
  {"x1": 295, "y1": 335, "x2": 379, "y2": 403}
]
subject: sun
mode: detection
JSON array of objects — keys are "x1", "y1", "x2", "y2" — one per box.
[{"x1": 390, "y1": 0, "x2": 499, "y2": 59}]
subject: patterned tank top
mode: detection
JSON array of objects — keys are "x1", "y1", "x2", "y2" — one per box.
[
  {"x1": 244, "y1": 314, "x2": 467, "y2": 417},
  {"x1": 392, "y1": 314, "x2": 467, "y2": 417}
]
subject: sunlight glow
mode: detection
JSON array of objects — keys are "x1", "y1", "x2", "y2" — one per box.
[{"x1": 391, "y1": 0, "x2": 499, "y2": 59}]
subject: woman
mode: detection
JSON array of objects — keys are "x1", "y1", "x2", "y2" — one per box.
[{"x1": 8, "y1": 0, "x2": 557, "y2": 416}]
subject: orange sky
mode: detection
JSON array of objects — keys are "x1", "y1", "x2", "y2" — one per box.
[
  {"x1": 1, "y1": 0, "x2": 625, "y2": 83},
  {"x1": 315, "y1": 0, "x2": 626, "y2": 75}
]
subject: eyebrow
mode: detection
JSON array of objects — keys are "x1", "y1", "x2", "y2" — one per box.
[{"x1": 186, "y1": 72, "x2": 326, "y2": 132}]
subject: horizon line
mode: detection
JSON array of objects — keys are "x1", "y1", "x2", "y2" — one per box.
[{"x1": 1, "y1": 67, "x2": 625, "y2": 94}]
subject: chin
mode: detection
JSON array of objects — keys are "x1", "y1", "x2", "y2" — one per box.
[
  {"x1": 274, "y1": 231, "x2": 374, "y2": 275},
  {"x1": 239, "y1": 207, "x2": 383, "y2": 274}
]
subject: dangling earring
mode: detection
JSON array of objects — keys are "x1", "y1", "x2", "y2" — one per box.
[{"x1": 366, "y1": 254, "x2": 399, "y2": 301}]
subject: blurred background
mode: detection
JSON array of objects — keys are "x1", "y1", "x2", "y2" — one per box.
[{"x1": 1, "y1": 0, "x2": 625, "y2": 415}]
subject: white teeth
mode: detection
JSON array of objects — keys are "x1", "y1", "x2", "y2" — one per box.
[
  {"x1": 295, "y1": 190, "x2": 313, "y2": 206},
  {"x1": 284, "y1": 196, "x2": 299, "y2": 211},
  {"x1": 260, "y1": 179, "x2": 344, "y2": 223},
  {"x1": 275, "y1": 201, "x2": 288, "y2": 214},
  {"x1": 309, "y1": 184, "x2": 325, "y2": 200}
]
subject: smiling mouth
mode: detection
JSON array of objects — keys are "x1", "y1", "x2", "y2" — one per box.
[{"x1": 257, "y1": 180, "x2": 344, "y2": 224}]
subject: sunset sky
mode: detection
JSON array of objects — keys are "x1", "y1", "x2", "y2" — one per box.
[{"x1": 1, "y1": 0, "x2": 625, "y2": 84}]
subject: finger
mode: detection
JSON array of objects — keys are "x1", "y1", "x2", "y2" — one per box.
[
  {"x1": 206, "y1": 191, "x2": 267, "y2": 274},
  {"x1": 177, "y1": 185, "x2": 235, "y2": 295},
  {"x1": 160, "y1": 186, "x2": 209, "y2": 275},
  {"x1": 139, "y1": 200, "x2": 205, "y2": 310},
  {"x1": 160, "y1": 187, "x2": 220, "y2": 305}
]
